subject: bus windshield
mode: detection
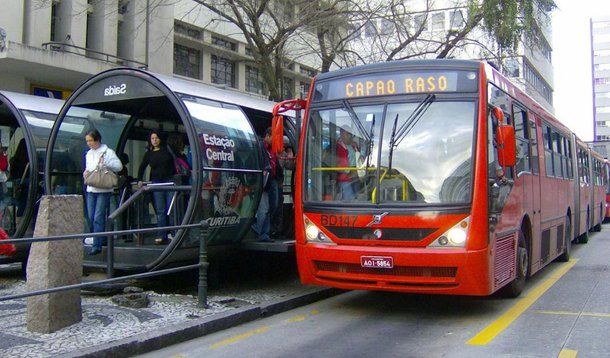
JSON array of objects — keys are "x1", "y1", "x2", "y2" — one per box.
[{"x1": 303, "y1": 99, "x2": 476, "y2": 204}]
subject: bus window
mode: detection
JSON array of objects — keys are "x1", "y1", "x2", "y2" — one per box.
[{"x1": 513, "y1": 105, "x2": 531, "y2": 175}]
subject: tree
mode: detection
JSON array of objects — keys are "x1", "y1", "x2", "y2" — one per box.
[
  {"x1": 190, "y1": 0, "x2": 350, "y2": 101},
  {"x1": 309, "y1": 0, "x2": 556, "y2": 71}
]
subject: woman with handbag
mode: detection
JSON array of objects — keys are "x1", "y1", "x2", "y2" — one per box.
[{"x1": 83, "y1": 129, "x2": 122, "y2": 255}]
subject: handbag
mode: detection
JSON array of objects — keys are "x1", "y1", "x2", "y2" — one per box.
[{"x1": 84, "y1": 151, "x2": 118, "y2": 189}]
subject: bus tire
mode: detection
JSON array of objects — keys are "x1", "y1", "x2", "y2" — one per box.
[
  {"x1": 557, "y1": 215, "x2": 571, "y2": 262},
  {"x1": 593, "y1": 205, "x2": 602, "y2": 232},
  {"x1": 501, "y1": 230, "x2": 528, "y2": 298},
  {"x1": 578, "y1": 215, "x2": 590, "y2": 244}
]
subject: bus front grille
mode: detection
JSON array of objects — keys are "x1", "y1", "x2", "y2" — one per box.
[{"x1": 314, "y1": 261, "x2": 457, "y2": 278}]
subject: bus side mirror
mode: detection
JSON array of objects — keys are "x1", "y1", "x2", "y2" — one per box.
[{"x1": 496, "y1": 125, "x2": 516, "y2": 167}]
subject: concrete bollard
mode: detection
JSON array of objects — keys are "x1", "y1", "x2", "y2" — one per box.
[{"x1": 26, "y1": 195, "x2": 84, "y2": 333}]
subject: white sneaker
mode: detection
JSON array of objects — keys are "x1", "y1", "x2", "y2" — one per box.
[{"x1": 84, "y1": 237, "x2": 94, "y2": 245}]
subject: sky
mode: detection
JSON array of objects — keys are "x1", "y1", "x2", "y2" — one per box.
[{"x1": 552, "y1": 0, "x2": 609, "y2": 141}]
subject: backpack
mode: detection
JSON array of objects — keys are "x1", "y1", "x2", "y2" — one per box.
[
  {"x1": 174, "y1": 156, "x2": 191, "y2": 176},
  {"x1": 167, "y1": 145, "x2": 191, "y2": 176}
]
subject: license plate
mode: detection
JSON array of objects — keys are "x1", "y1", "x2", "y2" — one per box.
[{"x1": 361, "y1": 256, "x2": 393, "y2": 269}]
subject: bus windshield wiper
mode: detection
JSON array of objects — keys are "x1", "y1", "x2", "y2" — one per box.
[
  {"x1": 388, "y1": 94, "x2": 436, "y2": 170},
  {"x1": 342, "y1": 99, "x2": 371, "y2": 142}
]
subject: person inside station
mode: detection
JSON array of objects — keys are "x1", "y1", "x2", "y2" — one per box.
[
  {"x1": 9, "y1": 138, "x2": 29, "y2": 227},
  {"x1": 137, "y1": 130, "x2": 175, "y2": 245},
  {"x1": 251, "y1": 127, "x2": 280, "y2": 242},
  {"x1": 83, "y1": 129, "x2": 123, "y2": 255},
  {"x1": 336, "y1": 124, "x2": 359, "y2": 200}
]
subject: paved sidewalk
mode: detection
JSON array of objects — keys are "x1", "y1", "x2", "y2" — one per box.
[{"x1": 0, "y1": 264, "x2": 339, "y2": 357}]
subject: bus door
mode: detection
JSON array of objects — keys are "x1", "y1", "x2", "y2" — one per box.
[
  {"x1": 512, "y1": 106, "x2": 541, "y2": 243},
  {"x1": 526, "y1": 114, "x2": 541, "y2": 252}
]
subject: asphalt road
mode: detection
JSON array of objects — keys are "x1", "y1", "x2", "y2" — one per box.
[{"x1": 135, "y1": 226, "x2": 610, "y2": 358}]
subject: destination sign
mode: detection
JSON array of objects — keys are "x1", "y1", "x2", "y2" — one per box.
[{"x1": 313, "y1": 70, "x2": 478, "y2": 101}]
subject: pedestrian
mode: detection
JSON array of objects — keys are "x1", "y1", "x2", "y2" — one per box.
[
  {"x1": 137, "y1": 130, "x2": 175, "y2": 245},
  {"x1": 83, "y1": 129, "x2": 122, "y2": 255}
]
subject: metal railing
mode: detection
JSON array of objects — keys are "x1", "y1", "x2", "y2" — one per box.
[
  {"x1": 0, "y1": 219, "x2": 213, "y2": 307},
  {"x1": 42, "y1": 42, "x2": 147, "y2": 69}
]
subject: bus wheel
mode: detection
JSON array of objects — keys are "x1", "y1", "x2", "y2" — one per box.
[
  {"x1": 557, "y1": 216, "x2": 571, "y2": 262},
  {"x1": 578, "y1": 215, "x2": 590, "y2": 244},
  {"x1": 501, "y1": 231, "x2": 528, "y2": 298},
  {"x1": 593, "y1": 205, "x2": 602, "y2": 232}
]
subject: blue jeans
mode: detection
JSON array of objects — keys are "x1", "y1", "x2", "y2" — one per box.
[
  {"x1": 340, "y1": 181, "x2": 355, "y2": 200},
  {"x1": 86, "y1": 191, "x2": 111, "y2": 250},
  {"x1": 253, "y1": 191, "x2": 271, "y2": 241},
  {"x1": 153, "y1": 190, "x2": 174, "y2": 239},
  {"x1": 253, "y1": 179, "x2": 281, "y2": 241}
]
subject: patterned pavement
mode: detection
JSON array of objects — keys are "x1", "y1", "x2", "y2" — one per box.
[{"x1": 0, "y1": 263, "x2": 316, "y2": 357}]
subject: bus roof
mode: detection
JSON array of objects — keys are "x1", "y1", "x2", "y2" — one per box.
[
  {"x1": 315, "y1": 59, "x2": 482, "y2": 82},
  {"x1": 0, "y1": 91, "x2": 65, "y2": 114}
]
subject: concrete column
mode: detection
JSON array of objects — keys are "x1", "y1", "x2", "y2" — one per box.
[
  {"x1": 0, "y1": 0, "x2": 25, "y2": 44},
  {"x1": 147, "y1": 0, "x2": 175, "y2": 74},
  {"x1": 56, "y1": 0, "x2": 88, "y2": 52},
  {"x1": 119, "y1": 0, "x2": 149, "y2": 67},
  {"x1": 24, "y1": 0, "x2": 52, "y2": 47},
  {"x1": 88, "y1": 0, "x2": 119, "y2": 59},
  {"x1": 26, "y1": 195, "x2": 84, "y2": 334}
]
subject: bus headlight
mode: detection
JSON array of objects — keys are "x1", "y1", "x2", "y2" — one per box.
[
  {"x1": 304, "y1": 216, "x2": 335, "y2": 244},
  {"x1": 428, "y1": 216, "x2": 470, "y2": 248}
]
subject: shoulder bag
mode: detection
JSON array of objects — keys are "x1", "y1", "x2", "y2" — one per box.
[{"x1": 84, "y1": 151, "x2": 118, "y2": 189}]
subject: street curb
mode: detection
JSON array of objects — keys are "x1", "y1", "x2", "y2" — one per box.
[{"x1": 59, "y1": 287, "x2": 343, "y2": 357}]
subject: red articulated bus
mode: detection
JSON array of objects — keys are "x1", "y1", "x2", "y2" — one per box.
[{"x1": 273, "y1": 59, "x2": 606, "y2": 297}]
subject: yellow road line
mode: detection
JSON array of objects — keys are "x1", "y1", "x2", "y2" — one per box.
[
  {"x1": 209, "y1": 326, "x2": 270, "y2": 350},
  {"x1": 467, "y1": 259, "x2": 578, "y2": 345},
  {"x1": 558, "y1": 348, "x2": 578, "y2": 358},
  {"x1": 537, "y1": 310, "x2": 610, "y2": 319},
  {"x1": 209, "y1": 309, "x2": 320, "y2": 350}
]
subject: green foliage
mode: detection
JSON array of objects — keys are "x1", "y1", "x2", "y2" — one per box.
[{"x1": 479, "y1": 0, "x2": 556, "y2": 51}]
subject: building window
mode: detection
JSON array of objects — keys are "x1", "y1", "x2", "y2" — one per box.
[
  {"x1": 347, "y1": 22, "x2": 362, "y2": 41},
  {"x1": 380, "y1": 18, "x2": 394, "y2": 35},
  {"x1": 523, "y1": 61, "x2": 552, "y2": 104},
  {"x1": 246, "y1": 65, "x2": 266, "y2": 95},
  {"x1": 595, "y1": 78, "x2": 610, "y2": 85},
  {"x1": 299, "y1": 66, "x2": 316, "y2": 78},
  {"x1": 364, "y1": 20, "x2": 377, "y2": 37},
  {"x1": 597, "y1": 106, "x2": 610, "y2": 114},
  {"x1": 282, "y1": 77, "x2": 294, "y2": 99},
  {"x1": 300, "y1": 82, "x2": 310, "y2": 99},
  {"x1": 174, "y1": 44, "x2": 201, "y2": 80},
  {"x1": 211, "y1": 55, "x2": 236, "y2": 87},
  {"x1": 212, "y1": 36, "x2": 237, "y2": 52},
  {"x1": 51, "y1": 2, "x2": 59, "y2": 42},
  {"x1": 431, "y1": 12, "x2": 445, "y2": 32},
  {"x1": 449, "y1": 10, "x2": 465, "y2": 29},
  {"x1": 175, "y1": 22, "x2": 203, "y2": 40},
  {"x1": 414, "y1": 14, "x2": 428, "y2": 32}
]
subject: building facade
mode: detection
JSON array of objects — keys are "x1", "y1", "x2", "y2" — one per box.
[
  {"x1": 0, "y1": 0, "x2": 553, "y2": 109},
  {"x1": 591, "y1": 16, "x2": 610, "y2": 153}
]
